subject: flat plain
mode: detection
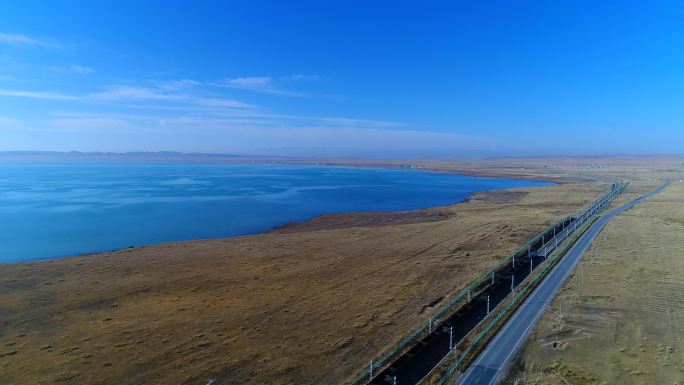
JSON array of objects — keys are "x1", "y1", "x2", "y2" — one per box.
[
  {"x1": 0, "y1": 156, "x2": 681, "y2": 385},
  {"x1": 508, "y1": 179, "x2": 683, "y2": 384}
]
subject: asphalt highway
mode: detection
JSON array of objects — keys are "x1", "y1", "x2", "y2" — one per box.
[{"x1": 455, "y1": 181, "x2": 671, "y2": 385}]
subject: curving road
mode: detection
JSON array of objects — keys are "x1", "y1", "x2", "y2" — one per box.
[{"x1": 456, "y1": 181, "x2": 671, "y2": 385}]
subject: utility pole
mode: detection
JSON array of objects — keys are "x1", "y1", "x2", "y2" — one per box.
[
  {"x1": 369, "y1": 361, "x2": 374, "y2": 380},
  {"x1": 449, "y1": 326, "x2": 453, "y2": 350},
  {"x1": 491, "y1": 271, "x2": 495, "y2": 285},
  {"x1": 530, "y1": 257, "x2": 533, "y2": 275},
  {"x1": 511, "y1": 275, "x2": 515, "y2": 293},
  {"x1": 486, "y1": 295, "x2": 490, "y2": 315},
  {"x1": 443, "y1": 325, "x2": 454, "y2": 350}
]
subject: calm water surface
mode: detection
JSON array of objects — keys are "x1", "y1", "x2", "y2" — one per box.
[{"x1": 0, "y1": 164, "x2": 552, "y2": 262}]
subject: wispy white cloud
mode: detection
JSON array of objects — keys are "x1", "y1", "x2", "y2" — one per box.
[
  {"x1": 318, "y1": 117, "x2": 402, "y2": 128},
  {"x1": 0, "y1": 89, "x2": 80, "y2": 100},
  {"x1": 89, "y1": 84, "x2": 256, "y2": 110},
  {"x1": 47, "y1": 64, "x2": 95, "y2": 74},
  {"x1": 49, "y1": 110, "x2": 401, "y2": 131},
  {"x1": 156, "y1": 79, "x2": 200, "y2": 91},
  {"x1": 224, "y1": 76, "x2": 270, "y2": 89},
  {"x1": 1, "y1": 72, "x2": 461, "y2": 156},
  {"x1": 0, "y1": 81, "x2": 257, "y2": 114},
  {"x1": 195, "y1": 97, "x2": 255, "y2": 109},
  {"x1": 221, "y1": 76, "x2": 304, "y2": 96},
  {"x1": 0, "y1": 33, "x2": 62, "y2": 48},
  {"x1": 3, "y1": 103, "x2": 492, "y2": 155},
  {"x1": 46, "y1": 117, "x2": 148, "y2": 133},
  {"x1": 281, "y1": 74, "x2": 318, "y2": 82},
  {"x1": 89, "y1": 85, "x2": 184, "y2": 101},
  {"x1": 37, "y1": 112, "x2": 474, "y2": 149},
  {"x1": 0, "y1": 117, "x2": 20, "y2": 128}
]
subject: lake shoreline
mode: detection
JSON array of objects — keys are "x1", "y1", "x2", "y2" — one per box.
[
  {"x1": 0, "y1": 162, "x2": 561, "y2": 265},
  {"x1": 0, "y1": 158, "x2": 608, "y2": 385}
]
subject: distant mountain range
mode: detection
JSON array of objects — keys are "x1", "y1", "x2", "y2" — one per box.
[{"x1": 0, "y1": 151, "x2": 301, "y2": 163}]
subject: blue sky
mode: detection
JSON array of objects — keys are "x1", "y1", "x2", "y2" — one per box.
[{"x1": 1, "y1": 1, "x2": 683, "y2": 157}]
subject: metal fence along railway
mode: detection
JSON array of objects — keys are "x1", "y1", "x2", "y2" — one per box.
[
  {"x1": 346, "y1": 182, "x2": 625, "y2": 385},
  {"x1": 435, "y1": 217, "x2": 596, "y2": 385},
  {"x1": 536, "y1": 182, "x2": 623, "y2": 257},
  {"x1": 453, "y1": 181, "x2": 664, "y2": 385},
  {"x1": 437, "y1": 183, "x2": 626, "y2": 385}
]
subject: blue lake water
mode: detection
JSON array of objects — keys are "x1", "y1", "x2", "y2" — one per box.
[{"x1": 0, "y1": 163, "x2": 552, "y2": 262}]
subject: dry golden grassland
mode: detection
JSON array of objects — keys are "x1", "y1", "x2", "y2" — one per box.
[
  {"x1": 508, "y1": 182, "x2": 684, "y2": 385},
  {"x1": 0, "y1": 162, "x2": 606, "y2": 385}
]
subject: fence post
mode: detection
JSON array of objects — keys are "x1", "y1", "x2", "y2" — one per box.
[{"x1": 369, "y1": 361, "x2": 373, "y2": 381}]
